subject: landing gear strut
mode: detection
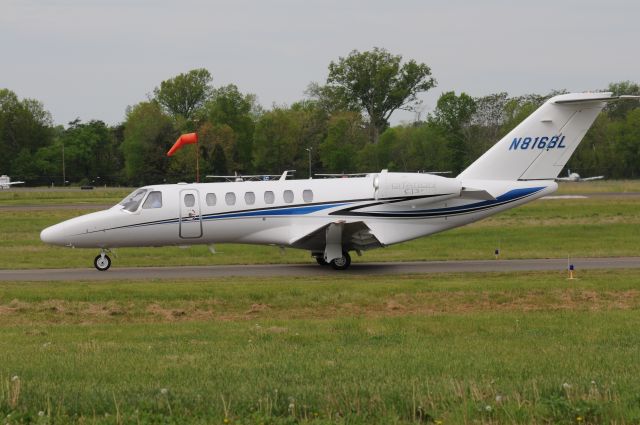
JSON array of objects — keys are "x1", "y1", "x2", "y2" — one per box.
[{"x1": 94, "y1": 250, "x2": 111, "y2": 271}]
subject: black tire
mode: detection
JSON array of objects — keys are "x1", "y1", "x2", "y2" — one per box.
[
  {"x1": 315, "y1": 256, "x2": 329, "y2": 266},
  {"x1": 330, "y1": 252, "x2": 351, "y2": 270},
  {"x1": 94, "y1": 254, "x2": 111, "y2": 271}
]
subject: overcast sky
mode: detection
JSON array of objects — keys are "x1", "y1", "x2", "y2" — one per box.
[{"x1": 2, "y1": 0, "x2": 639, "y2": 127}]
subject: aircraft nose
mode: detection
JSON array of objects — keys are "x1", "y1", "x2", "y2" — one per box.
[{"x1": 40, "y1": 223, "x2": 68, "y2": 246}]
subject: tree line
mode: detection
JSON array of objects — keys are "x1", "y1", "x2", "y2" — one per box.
[{"x1": 1, "y1": 48, "x2": 639, "y2": 186}]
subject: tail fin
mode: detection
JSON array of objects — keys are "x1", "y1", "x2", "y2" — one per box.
[{"x1": 458, "y1": 92, "x2": 614, "y2": 181}]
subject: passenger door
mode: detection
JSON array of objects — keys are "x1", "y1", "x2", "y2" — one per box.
[{"x1": 179, "y1": 189, "x2": 202, "y2": 239}]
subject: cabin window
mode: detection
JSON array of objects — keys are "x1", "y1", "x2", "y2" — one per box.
[
  {"x1": 283, "y1": 190, "x2": 294, "y2": 203},
  {"x1": 302, "y1": 189, "x2": 313, "y2": 203},
  {"x1": 245, "y1": 192, "x2": 256, "y2": 205},
  {"x1": 142, "y1": 191, "x2": 163, "y2": 209},
  {"x1": 184, "y1": 193, "x2": 195, "y2": 207},
  {"x1": 206, "y1": 193, "x2": 217, "y2": 206},
  {"x1": 264, "y1": 191, "x2": 275, "y2": 204},
  {"x1": 225, "y1": 192, "x2": 236, "y2": 205}
]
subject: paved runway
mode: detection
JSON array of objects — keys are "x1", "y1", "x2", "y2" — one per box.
[{"x1": 1, "y1": 257, "x2": 639, "y2": 282}]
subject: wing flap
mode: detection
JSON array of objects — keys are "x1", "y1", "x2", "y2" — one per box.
[{"x1": 290, "y1": 221, "x2": 383, "y2": 252}]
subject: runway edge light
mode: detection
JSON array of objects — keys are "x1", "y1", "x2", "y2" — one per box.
[{"x1": 567, "y1": 257, "x2": 576, "y2": 280}]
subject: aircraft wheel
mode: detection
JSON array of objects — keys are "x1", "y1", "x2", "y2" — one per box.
[
  {"x1": 315, "y1": 256, "x2": 329, "y2": 266},
  {"x1": 331, "y1": 252, "x2": 351, "y2": 270},
  {"x1": 94, "y1": 254, "x2": 111, "y2": 271}
]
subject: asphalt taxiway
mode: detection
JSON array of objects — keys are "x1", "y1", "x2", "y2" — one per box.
[{"x1": 1, "y1": 257, "x2": 639, "y2": 281}]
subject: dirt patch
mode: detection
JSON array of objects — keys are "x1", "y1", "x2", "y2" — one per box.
[
  {"x1": 83, "y1": 302, "x2": 127, "y2": 317},
  {"x1": 9, "y1": 299, "x2": 28, "y2": 311},
  {"x1": 266, "y1": 326, "x2": 288, "y2": 334},
  {"x1": 39, "y1": 299, "x2": 66, "y2": 314},
  {"x1": 386, "y1": 300, "x2": 405, "y2": 311},
  {"x1": 245, "y1": 303, "x2": 270, "y2": 314},
  {"x1": 1, "y1": 288, "x2": 639, "y2": 325}
]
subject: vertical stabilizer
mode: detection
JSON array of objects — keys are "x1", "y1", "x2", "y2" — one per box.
[{"x1": 458, "y1": 93, "x2": 612, "y2": 181}]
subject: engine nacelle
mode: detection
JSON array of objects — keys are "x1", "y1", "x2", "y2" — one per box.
[{"x1": 373, "y1": 170, "x2": 462, "y2": 201}]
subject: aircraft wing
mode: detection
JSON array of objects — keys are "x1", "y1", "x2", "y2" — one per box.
[
  {"x1": 555, "y1": 177, "x2": 572, "y2": 181},
  {"x1": 580, "y1": 176, "x2": 604, "y2": 181},
  {"x1": 290, "y1": 221, "x2": 383, "y2": 252}
]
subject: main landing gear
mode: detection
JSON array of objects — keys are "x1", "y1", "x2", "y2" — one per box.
[
  {"x1": 314, "y1": 251, "x2": 351, "y2": 270},
  {"x1": 94, "y1": 250, "x2": 112, "y2": 271}
]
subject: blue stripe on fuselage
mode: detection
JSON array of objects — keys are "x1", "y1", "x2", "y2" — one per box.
[
  {"x1": 336, "y1": 186, "x2": 546, "y2": 218},
  {"x1": 202, "y1": 203, "x2": 349, "y2": 220}
]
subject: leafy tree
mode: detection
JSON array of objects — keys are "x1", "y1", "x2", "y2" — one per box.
[
  {"x1": 376, "y1": 124, "x2": 450, "y2": 173},
  {"x1": 200, "y1": 84, "x2": 258, "y2": 172},
  {"x1": 290, "y1": 100, "x2": 330, "y2": 176},
  {"x1": 305, "y1": 82, "x2": 361, "y2": 115},
  {"x1": 606, "y1": 81, "x2": 640, "y2": 119},
  {"x1": 61, "y1": 120, "x2": 120, "y2": 184},
  {"x1": 210, "y1": 143, "x2": 228, "y2": 175},
  {"x1": 319, "y1": 112, "x2": 367, "y2": 172},
  {"x1": 122, "y1": 102, "x2": 175, "y2": 185},
  {"x1": 153, "y1": 69, "x2": 213, "y2": 124},
  {"x1": 615, "y1": 108, "x2": 640, "y2": 178},
  {"x1": 198, "y1": 121, "x2": 235, "y2": 176},
  {"x1": 430, "y1": 91, "x2": 476, "y2": 173},
  {"x1": 0, "y1": 89, "x2": 53, "y2": 179},
  {"x1": 321, "y1": 47, "x2": 436, "y2": 144},
  {"x1": 253, "y1": 108, "x2": 305, "y2": 174}
]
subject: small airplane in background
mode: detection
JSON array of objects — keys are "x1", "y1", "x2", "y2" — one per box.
[
  {"x1": 556, "y1": 169, "x2": 604, "y2": 182},
  {"x1": 40, "y1": 92, "x2": 640, "y2": 271},
  {"x1": 206, "y1": 171, "x2": 287, "y2": 182},
  {"x1": 0, "y1": 175, "x2": 24, "y2": 189}
]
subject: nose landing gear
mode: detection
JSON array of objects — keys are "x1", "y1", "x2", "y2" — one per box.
[{"x1": 94, "y1": 250, "x2": 112, "y2": 271}]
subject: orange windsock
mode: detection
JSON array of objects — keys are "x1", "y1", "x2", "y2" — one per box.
[{"x1": 167, "y1": 132, "x2": 198, "y2": 157}]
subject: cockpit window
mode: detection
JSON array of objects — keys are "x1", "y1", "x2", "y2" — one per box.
[
  {"x1": 119, "y1": 189, "x2": 148, "y2": 212},
  {"x1": 142, "y1": 191, "x2": 163, "y2": 209}
]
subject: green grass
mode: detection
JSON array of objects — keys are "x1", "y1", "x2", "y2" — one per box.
[
  {"x1": 556, "y1": 179, "x2": 640, "y2": 194},
  {"x1": 0, "y1": 179, "x2": 637, "y2": 206},
  {"x1": 1, "y1": 196, "x2": 638, "y2": 269},
  {"x1": 0, "y1": 187, "x2": 132, "y2": 206},
  {"x1": 2, "y1": 270, "x2": 640, "y2": 423}
]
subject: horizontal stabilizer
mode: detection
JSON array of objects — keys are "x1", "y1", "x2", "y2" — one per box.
[
  {"x1": 554, "y1": 95, "x2": 640, "y2": 105},
  {"x1": 460, "y1": 188, "x2": 496, "y2": 201}
]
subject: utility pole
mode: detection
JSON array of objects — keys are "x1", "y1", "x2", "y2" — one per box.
[
  {"x1": 305, "y1": 147, "x2": 313, "y2": 179},
  {"x1": 62, "y1": 140, "x2": 66, "y2": 186}
]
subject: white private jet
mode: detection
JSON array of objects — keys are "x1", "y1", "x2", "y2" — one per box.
[
  {"x1": 556, "y1": 169, "x2": 604, "y2": 182},
  {"x1": 40, "y1": 92, "x2": 639, "y2": 271},
  {"x1": 0, "y1": 175, "x2": 25, "y2": 190}
]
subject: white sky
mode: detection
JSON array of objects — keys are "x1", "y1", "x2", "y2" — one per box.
[{"x1": 2, "y1": 0, "x2": 639, "y2": 126}]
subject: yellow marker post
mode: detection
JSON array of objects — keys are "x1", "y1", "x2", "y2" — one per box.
[{"x1": 567, "y1": 257, "x2": 576, "y2": 280}]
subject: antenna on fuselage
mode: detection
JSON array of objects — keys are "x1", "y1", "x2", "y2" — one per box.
[{"x1": 279, "y1": 170, "x2": 296, "y2": 181}]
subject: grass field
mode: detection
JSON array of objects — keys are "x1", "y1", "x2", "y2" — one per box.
[
  {"x1": 0, "y1": 187, "x2": 131, "y2": 206},
  {"x1": 1, "y1": 182, "x2": 639, "y2": 423},
  {"x1": 2, "y1": 270, "x2": 640, "y2": 424},
  {"x1": 1, "y1": 187, "x2": 638, "y2": 269}
]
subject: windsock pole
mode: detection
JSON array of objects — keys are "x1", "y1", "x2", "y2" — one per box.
[{"x1": 195, "y1": 143, "x2": 200, "y2": 183}]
